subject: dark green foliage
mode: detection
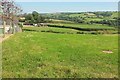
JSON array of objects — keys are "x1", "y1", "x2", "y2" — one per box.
[
  {"x1": 90, "y1": 20, "x2": 118, "y2": 27},
  {"x1": 94, "y1": 11, "x2": 113, "y2": 17},
  {"x1": 24, "y1": 11, "x2": 45, "y2": 24},
  {"x1": 18, "y1": 23, "x2": 23, "y2": 28}
]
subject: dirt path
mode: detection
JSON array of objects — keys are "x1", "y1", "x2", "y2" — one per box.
[{"x1": 0, "y1": 34, "x2": 13, "y2": 43}]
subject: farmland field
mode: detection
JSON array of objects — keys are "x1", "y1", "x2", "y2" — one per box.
[
  {"x1": 1, "y1": 1, "x2": 119, "y2": 78},
  {"x1": 48, "y1": 23, "x2": 116, "y2": 29},
  {"x1": 2, "y1": 26, "x2": 118, "y2": 78}
]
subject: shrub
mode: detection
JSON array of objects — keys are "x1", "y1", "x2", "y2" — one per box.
[{"x1": 18, "y1": 23, "x2": 23, "y2": 28}]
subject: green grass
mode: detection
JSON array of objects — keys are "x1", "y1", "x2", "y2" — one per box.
[
  {"x1": 49, "y1": 19, "x2": 74, "y2": 24},
  {"x1": 69, "y1": 14, "x2": 86, "y2": 17},
  {"x1": 2, "y1": 31, "x2": 118, "y2": 78},
  {"x1": 69, "y1": 13, "x2": 97, "y2": 18},
  {"x1": 111, "y1": 12, "x2": 118, "y2": 18},
  {"x1": 23, "y1": 26, "x2": 118, "y2": 35},
  {"x1": 85, "y1": 18, "x2": 104, "y2": 22},
  {"x1": 48, "y1": 23, "x2": 116, "y2": 29},
  {"x1": 23, "y1": 26, "x2": 79, "y2": 34}
]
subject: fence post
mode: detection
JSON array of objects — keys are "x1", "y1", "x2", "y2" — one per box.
[
  {"x1": 13, "y1": 23, "x2": 15, "y2": 34},
  {"x1": 9, "y1": 22, "x2": 12, "y2": 34},
  {"x1": 3, "y1": 21, "x2": 6, "y2": 38}
]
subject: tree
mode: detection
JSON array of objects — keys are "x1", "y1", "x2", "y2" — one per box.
[
  {"x1": 24, "y1": 11, "x2": 45, "y2": 24},
  {"x1": 94, "y1": 12, "x2": 112, "y2": 17},
  {"x1": 32, "y1": 11, "x2": 39, "y2": 20},
  {"x1": 25, "y1": 14, "x2": 34, "y2": 23},
  {"x1": 1, "y1": 0, "x2": 22, "y2": 36}
]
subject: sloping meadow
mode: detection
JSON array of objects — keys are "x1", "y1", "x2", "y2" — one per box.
[{"x1": 2, "y1": 30, "x2": 118, "y2": 78}]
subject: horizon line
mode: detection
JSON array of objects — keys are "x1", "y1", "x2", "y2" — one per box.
[{"x1": 24, "y1": 10, "x2": 118, "y2": 14}]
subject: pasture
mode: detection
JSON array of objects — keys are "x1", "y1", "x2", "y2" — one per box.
[
  {"x1": 48, "y1": 23, "x2": 116, "y2": 29},
  {"x1": 2, "y1": 26, "x2": 118, "y2": 78}
]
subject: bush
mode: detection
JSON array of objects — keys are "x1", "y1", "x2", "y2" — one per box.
[{"x1": 18, "y1": 23, "x2": 23, "y2": 28}]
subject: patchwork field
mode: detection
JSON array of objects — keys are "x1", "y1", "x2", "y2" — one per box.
[
  {"x1": 48, "y1": 23, "x2": 116, "y2": 29},
  {"x1": 2, "y1": 26, "x2": 118, "y2": 78},
  {"x1": 1, "y1": 1, "x2": 119, "y2": 78}
]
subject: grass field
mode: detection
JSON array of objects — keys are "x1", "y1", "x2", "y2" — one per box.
[
  {"x1": 23, "y1": 26, "x2": 79, "y2": 34},
  {"x1": 2, "y1": 27, "x2": 118, "y2": 78},
  {"x1": 86, "y1": 18, "x2": 104, "y2": 22},
  {"x1": 48, "y1": 23, "x2": 116, "y2": 29},
  {"x1": 23, "y1": 26, "x2": 118, "y2": 35},
  {"x1": 47, "y1": 23, "x2": 117, "y2": 34}
]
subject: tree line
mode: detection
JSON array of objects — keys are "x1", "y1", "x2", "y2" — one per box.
[
  {"x1": 20, "y1": 11, "x2": 45, "y2": 25},
  {"x1": 20, "y1": 11, "x2": 118, "y2": 28}
]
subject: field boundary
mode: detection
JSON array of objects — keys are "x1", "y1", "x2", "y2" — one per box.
[
  {"x1": 47, "y1": 24, "x2": 116, "y2": 31},
  {"x1": 0, "y1": 34, "x2": 13, "y2": 43}
]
